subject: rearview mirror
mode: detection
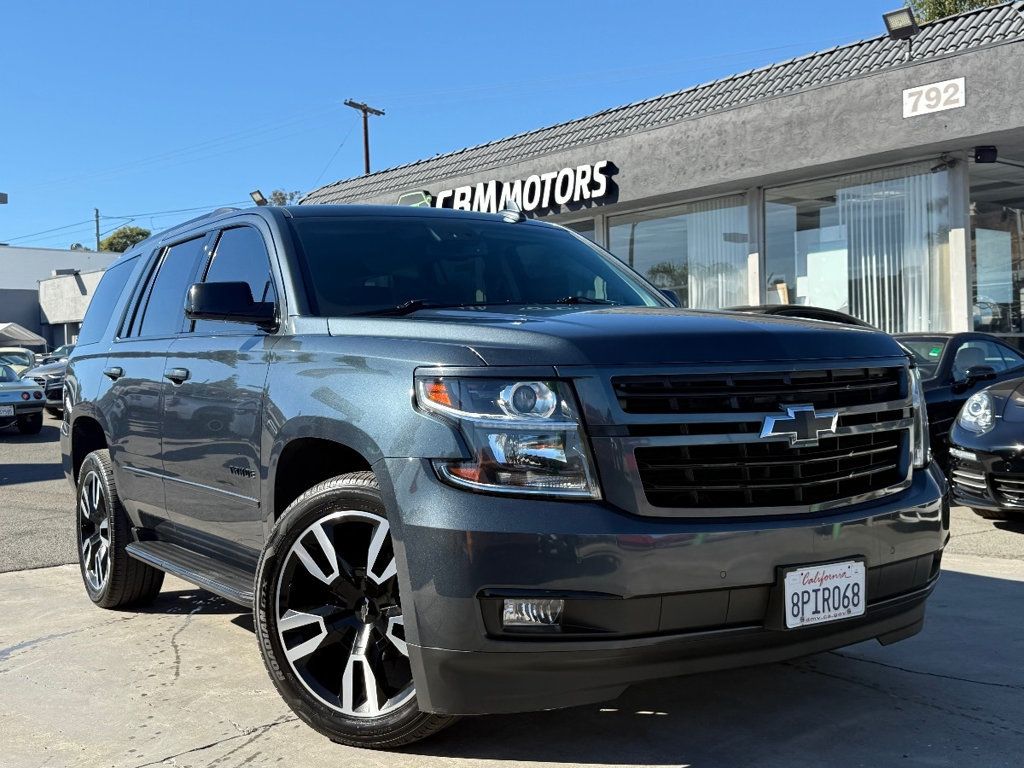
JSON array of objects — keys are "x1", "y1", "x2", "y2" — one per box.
[
  {"x1": 965, "y1": 365, "x2": 997, "y2": 383},
  {"x1": 185, "y1": 282, "x2": 276, "y2": 328}
]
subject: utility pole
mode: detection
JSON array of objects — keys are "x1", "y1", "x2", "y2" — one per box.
[
  {"x1": 94, "y1": 208, "x2": 100, "y2": 251},
  {"x1": 344, "y1": 99, "x2": 385, "y2": 175}
]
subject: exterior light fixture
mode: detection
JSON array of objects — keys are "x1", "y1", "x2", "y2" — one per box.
[
  {"x1": 250, "y1": 189, "x2": 268, "y2": 206},
  {"x1": 974, "y1": 146, "x2": 998, "y2": 164},
  {"x1": 0, "y1": 192, "x2": 8, "y2": 204},
  {"x1": 883, "y1": 7, "x2": 920, "y2": 40}
]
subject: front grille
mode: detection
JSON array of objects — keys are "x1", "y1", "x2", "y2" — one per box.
[
  {"x1": 635, "y1": 430, "x2": 907, "y2": 509},
  {"x1": 31, "y1": 376, "x2": 46, "y2": 387},
  {"x1": 613, "y1": 366, "x2": 903, "y2": 415},
  {"x1": 993, "y1": 475, "x2": 1024, "y2": 506}
]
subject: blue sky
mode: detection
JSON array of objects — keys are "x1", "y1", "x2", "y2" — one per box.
[{"x1": 1, "y1": 0, "x2": 900, "y2": 250}]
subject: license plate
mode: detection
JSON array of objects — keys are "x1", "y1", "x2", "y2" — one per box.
[
  {"x1": 0, "y1": 405, "x2": 13, "y2": 417},
  {"x1": 784, "y1": 560, "x2": 865, "y2": 629}
]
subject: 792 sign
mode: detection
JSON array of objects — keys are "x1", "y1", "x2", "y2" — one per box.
[{"x1": 903, "y1": 77, "x2": 965, "y2": 118}]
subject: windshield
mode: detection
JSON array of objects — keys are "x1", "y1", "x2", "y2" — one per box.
[
  {"x1": 900, "y1": 339, "x2": 946, "y2": 379},
  {"x1": 0, "y1": 351, "x2": 33, "y2": 368},
  {"x1": 289, "y1": 216, "x2": 665, "y2": 316}
]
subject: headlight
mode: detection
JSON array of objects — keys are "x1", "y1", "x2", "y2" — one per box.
[
  {"x1": 415, "y1": 377, "x2": 601, "y2": 499},
  {"x1": 958, "y1": 390, "x2": 995, "y2": 434},
  {"x1": 909, "y1": 367, "x2": 931, "y2": 469}
]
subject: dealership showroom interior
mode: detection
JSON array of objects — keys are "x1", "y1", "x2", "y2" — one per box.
[{"x1": 2, "y1": 1, "x2": 1024, "y2": 767}]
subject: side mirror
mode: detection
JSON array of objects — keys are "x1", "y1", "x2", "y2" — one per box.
[
  {"x1": 185, "y1": 282, "x2": 276, "y2": 328},
  {"x1": 965, "y1": 365, "x2": 997, "y2": 383},
  {"x1": 661, "y1": 289, "x2": 682, "y2": 307}
]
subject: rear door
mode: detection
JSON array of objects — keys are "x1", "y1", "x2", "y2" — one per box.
[
  {"x1": 161, "y1": 223, "x2": 278, "y2": 562},
  {"x1": 100, "y1": 234, "x2": 210, "y2": 533}
]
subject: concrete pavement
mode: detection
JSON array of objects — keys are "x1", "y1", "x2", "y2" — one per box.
[
  {"x1": 3, "y1": 414, "x2": 1024, "y2": 767},
  {"x1": 2, "y1": 557, "x2": 1023, "y2": 767}
]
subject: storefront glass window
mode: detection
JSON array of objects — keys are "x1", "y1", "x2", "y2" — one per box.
[
  {"x1": 607, "y1": 196, "x2": 749, "y2": 309},
  {"x1": 970, "y1": 158, "x2": 1024, "y2": 336},
  {"x1": 764, "y1": 163, "x2": 950, "y2": 333},
  {"x1": 564, "y1": 220, "x2": 596, "y2": 241}
]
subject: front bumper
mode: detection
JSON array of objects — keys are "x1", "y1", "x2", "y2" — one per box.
[
  {"x1": 381, "y1": 459, "x2": 949, "y2": 715},
  {"x1": 947, "y1": 429, "x2": 1024, "y2": 513}
]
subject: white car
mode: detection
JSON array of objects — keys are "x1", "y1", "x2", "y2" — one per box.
[
  {"x1": 0, "y1": 347, "x2": 37, "y2": 376},
  {"x1": 0, "y1": 363, "x2": 45, "y2": 434}
]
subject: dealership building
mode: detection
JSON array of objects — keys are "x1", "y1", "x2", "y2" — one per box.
[{"x1": 305, "y1": 2, "x2": 1024, "y2": 344}]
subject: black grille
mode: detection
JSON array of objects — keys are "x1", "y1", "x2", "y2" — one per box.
[
  {"x1": 993, "y1": 475, "x2": 1024, "y2": 506},
  {"x1": 44, "y1": 378, "x2": 63, "y2": 397},
  {"x1": 614, "y1": 367, "x2": 904, "y2": 415},
  {"x1": 635, "y1": 430, "x2": 907, "y2": 509}
]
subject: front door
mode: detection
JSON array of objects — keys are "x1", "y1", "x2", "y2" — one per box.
[{"x1": 160, "y1": 224, "x2": 278, "y2": 562}]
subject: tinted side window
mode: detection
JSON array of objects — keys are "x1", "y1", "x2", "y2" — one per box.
[
  {"x1": 136, "y1": 237, "x2": 206, "y2": 338},
  {"x1": 998, "y1": 344, "x2": 1024, "y2": 370},
  {"x1": 953, "y1": 340, "x2": 1011, "y2": 376},
  {"x1": 77, "y1": 258, "x2": 135, "y2": 346},
  {"x1": 193, "y1": 226, "x2": 276, "y2": 334}
]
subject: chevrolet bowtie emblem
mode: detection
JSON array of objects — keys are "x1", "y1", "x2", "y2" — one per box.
[{"x1": 760, "y1": 404, "x2": 839, "y2": 447}]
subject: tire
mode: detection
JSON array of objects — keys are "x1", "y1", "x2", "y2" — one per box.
[
  {"x1": 254, "y1": 471, "x2": 456, "y2": 749},
  {"x1": 76, "y1": 449, "x2": 164, "y2": 608},
  {"x1": 970, "y1": 506, "x2": 1011, "y2": 521},
  {"x1": 17, "y1": 413, "x2": 42, "y2": 434}
]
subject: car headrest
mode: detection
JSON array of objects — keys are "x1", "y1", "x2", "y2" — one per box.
[{"x1": 954, "y1": 345, "x2": 987, "y2": 371}]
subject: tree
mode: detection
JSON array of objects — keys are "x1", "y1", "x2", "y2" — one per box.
[
  {"x1": 907, "y1": 0, "x2": 1000, "y2": 22},
  {"x1": 268, "y1": 189, "x2": 301, "y2": 206},
  {"x1": 99, "y1": 225, "x2": 151, "y2": 253}
]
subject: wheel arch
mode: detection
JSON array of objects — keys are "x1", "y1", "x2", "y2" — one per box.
[{"x1": 266, "y1": 416, "x2": 387, "y2": 523}]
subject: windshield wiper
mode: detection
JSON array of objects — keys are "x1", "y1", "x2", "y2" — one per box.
[
  {"x1": 352, "y1": 299, "x2": 523, "y2": 317},
  {"x1": 551, "y1": 296, "x2": 618, "y2": 305}
]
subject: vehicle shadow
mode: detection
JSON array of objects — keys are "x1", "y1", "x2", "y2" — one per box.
[
  {"x1": 993, "y1": 518, "x2": 1024, "y2": 534},
  {"x1": 0, "y1": 422, "x2": 62, "y2": 445},
  {"x1": 0, "y1": 461, "x2": 65, "y2": 484},
  {"x1": 136, "y1": 588, "x2": 247, "y2": 617}
]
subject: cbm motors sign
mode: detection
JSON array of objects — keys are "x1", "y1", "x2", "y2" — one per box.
[{"x1": 397, "y1": 160, "x2": 615, "y2": 215}]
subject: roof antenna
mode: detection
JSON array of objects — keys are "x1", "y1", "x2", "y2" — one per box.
[{"x1": 500, "y1": 200, "x2": 526, "y2": 223}]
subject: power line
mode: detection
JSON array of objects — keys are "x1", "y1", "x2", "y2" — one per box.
[
  {"x1": 1, "y1": 218, "x2": 97, "y2": 243},
  {"x1": 310, "y1": 118, "x2": 359, "y2": 190},
  {"x1": 2, "y1": 200, "x2": 252, "y2": 248}
]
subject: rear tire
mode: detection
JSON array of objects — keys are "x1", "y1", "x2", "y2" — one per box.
[
  {"x1": 17, "y1": 413, "x2": 42, "y2": 434},
  {"x1": 76, "y1": 449, "x2": 164, "y2": 608},
  {"x1": 970, "y1": 506, "x2": 1011, "y2": 521},
  {"x1": 254, "y1": 471, "x2": 456, "y2": 748}
]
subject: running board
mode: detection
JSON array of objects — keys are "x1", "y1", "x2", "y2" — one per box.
[{"x1": 126, "y1": 541, "x2": 255, "y2": 608}]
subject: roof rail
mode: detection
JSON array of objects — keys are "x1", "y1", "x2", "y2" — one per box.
[{"x1": 123, "y1": 206, "x2": 245, "y2": 255}]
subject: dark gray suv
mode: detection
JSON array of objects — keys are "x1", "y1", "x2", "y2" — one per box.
[{"x1": 62, "y1": 205, "x2": 948, "y2": 748}]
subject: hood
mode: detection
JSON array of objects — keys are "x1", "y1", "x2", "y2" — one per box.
[
  {"x1": 24, "y1": 361, "x2": 67, "y2": 378},
  {"x1": 327, "y1": 306, "x2": 908, "y2": 367}
]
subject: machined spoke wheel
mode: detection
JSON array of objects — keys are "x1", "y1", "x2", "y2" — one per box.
[
  {"x1": 276, "y1": 510, "x2": 414, "y2": 718},
  {"x1": 79, "y1": 470, "x2": 111, "y2": 592}
]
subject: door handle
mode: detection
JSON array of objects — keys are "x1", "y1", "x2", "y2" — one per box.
[
  {"x1": 164, "y1": 367, "x2": 190, "y2": 385},
  {"x1": 103, "y1": 366, "x2": 124, "y2": 381}
]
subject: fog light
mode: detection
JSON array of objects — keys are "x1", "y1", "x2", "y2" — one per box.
[{"x1": 502, "y1": 598, "x2": 564, "y2": 628}]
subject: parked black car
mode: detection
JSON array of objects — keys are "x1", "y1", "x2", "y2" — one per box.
[
  {"x1": 947, "y1": 376, "x2": 1024, "y2": 521},
  {"x1": 23, "y1": 359, "x2": 67, "y2": 416},
  {"x1": 62, "y1": 205, "x2": 946, "y2": 748},
  {"x1": 894, "y1": 332, "x2": 1024, "y2": 469}
]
